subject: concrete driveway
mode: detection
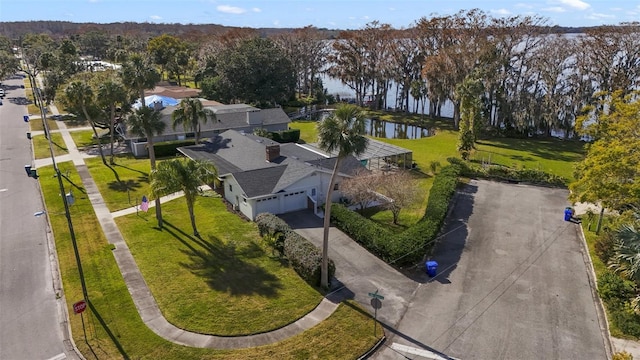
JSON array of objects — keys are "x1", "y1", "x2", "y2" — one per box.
[{"x1": 282, "y1": 179, "x2": 608, "y2": 360}]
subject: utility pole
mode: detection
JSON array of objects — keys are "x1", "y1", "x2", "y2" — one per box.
[{"x1": 22, "y1": 47, "x2": 88, "y2": 300}]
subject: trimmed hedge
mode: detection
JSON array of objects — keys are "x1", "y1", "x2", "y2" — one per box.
[
  {"x1": 270, "y1": 129, "x2": 301, "y2": 143},
  {"x1": 330, "y1": 163, "x2": 461, "y2": 266},
  {"x1": 447, "y1": 156, "x2": 566, "y2": 186},
  {"x1": 153, "y1": 139, "x2": 196, "y2": 158},
  {"x1": 255, "y1": 213, "x2": 335, "y2": 287}
]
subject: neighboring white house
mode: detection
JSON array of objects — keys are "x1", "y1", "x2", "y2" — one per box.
[
  {"x1": 126, "y1": 102, "x2": 291, "y2": 157},
  {"x1": 178, "y1": 129, "x2": 366, "y2": 220}
]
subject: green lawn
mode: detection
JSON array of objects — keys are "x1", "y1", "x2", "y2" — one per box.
[
  {"x1": 289, "y1": 120, "x2": 318, "y2": 144},
  {"x1": 116, "y1": 194, "x2": 322, "y2": 335},
  {"x1": 32, "y1": 133, "x2": 68, "y2": 159},
  {"x1": 471, "y1": 137, "x2": 585, "y2": 182},
  {"x1": 84, "y1": 155, "x2": 152, "y2": 212},
  {"x1": 70, "y1": 129, "x2": 110, "y2": 150},
  {"x1": 28, "y1": 117, "x2": 59, "y2": 132},
  {"x1": 38, "y1": 163, "x2": 381, "y2": 359}
]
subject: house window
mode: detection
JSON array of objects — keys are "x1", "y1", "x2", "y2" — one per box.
[
  {"x1": 229, "y1": 184, "x2": 233, "y2": 192},
  {"x1": 311, "y1": 188, "x2": 316, "y2": 196},
  {"x1": 334, "y1": 183, "x2": 339, "y2": 191},
  {"x1": 243, "y1": 197, "x2": 247, "y2": 203}
]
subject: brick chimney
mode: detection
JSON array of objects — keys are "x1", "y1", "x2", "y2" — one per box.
[{"x1": 266, "y1": 144, "x2": 280, "y2": 162}]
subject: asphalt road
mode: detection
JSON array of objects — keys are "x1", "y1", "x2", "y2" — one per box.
[
  {"x1": 376, "y1": 179, "x2": 608, "y2": 359},
  {"x1": 0, "y1": 75, "x2": 69, "y2": 360}
]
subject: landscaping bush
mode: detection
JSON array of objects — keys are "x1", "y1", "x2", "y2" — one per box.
[
  {"x1": 255, "y1": 212, "x2": 335, "y2": 286},
  {"x1": 284, "y1": 231, "x2": 335, "y2": 287},
  {"x1": 595, "y1": 232, "x2": 618, "y2": 264},
  {"x1": 271, "y1": 129, "x2": 301, "y2": 143},
  {"x1": 598, "y1": 270, "x2": 636, "y2": 309},
  {"x1": 154, "y1": 140, "x2": 196, "y2": 158},
  {"x1": 330, "y1": 163, "x2": 461, "y2": 266},
  {"x1": 610, "y1": 308, "x2": 640, "y2": 338},
  {"x1": 447, "y1": 156, "x2": 566, "y2": 186}
]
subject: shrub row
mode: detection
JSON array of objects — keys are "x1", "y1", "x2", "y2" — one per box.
[
  {"x1": 153, "y1": 140, "x2": 196, "y2": 158},
  {"x1": 330, "y1": 163, "x2": 461, "y2": 266},
  {"x1": 447, "y1": 157, "x2": 566, "y2": 186},
  {"x1": 597, "y1": 269, "x2": 640, "y2": 337},
  {"x1": 255, "y1": 213, "x2": 335, "y2": 287},
  {"x1": 270, "y1": 129, "x2": 301, "y2": 143}
]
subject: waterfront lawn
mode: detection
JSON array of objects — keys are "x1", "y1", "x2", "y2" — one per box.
[{"x1": 472, "y1": 137, "x2": 585, "y2": 182}]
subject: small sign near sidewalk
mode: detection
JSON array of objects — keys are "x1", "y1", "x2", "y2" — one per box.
[{"x1": 368, "y1": 290, "x2": 384, "y2": 336}]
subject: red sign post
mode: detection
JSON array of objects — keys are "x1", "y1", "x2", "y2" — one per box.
[{"x1": 73, "y1": 300, "x2": 87, "y2": 314}]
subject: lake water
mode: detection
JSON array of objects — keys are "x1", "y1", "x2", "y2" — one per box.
[{"x1": 308, "y1": 110, "x2": 432, "y2": 139}]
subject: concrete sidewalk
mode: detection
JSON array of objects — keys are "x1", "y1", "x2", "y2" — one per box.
[{"x1": 39, "y1": 105, "x2": 342, "y2": 349}]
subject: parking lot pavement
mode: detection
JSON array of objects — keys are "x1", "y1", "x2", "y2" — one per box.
[{"x1": 376, "y1": 180, "x2": 608, "y2": 359}]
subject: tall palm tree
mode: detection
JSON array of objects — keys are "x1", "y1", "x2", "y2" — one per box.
[
  {"x1": 120, "y1": 53, "x2": 160, "y2": 108},
  {"x1": 64, "y1": 81, "x2": 107, "y2": 165},
  {"x1": 316, "y1": 104, "x2": 368, "y2": 288},
  {"x1": 127, "y1": 106, "x2": 166, "y2": 228},
  {"x1": 172, "y1": 97, "x2": 215, "y2": 144},
  {"x1": 150, "y1": 158, "x2": 218, "y2": 236},
  {"x1": 97, "y1": 79, "x2": 127, "y2": 164}
]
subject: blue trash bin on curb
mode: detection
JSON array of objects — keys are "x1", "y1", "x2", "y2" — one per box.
[
  {"x1": 426, "y1": 260, "x2": 438, "y2": 277},
  {"x1": 564, "y1": 207, "x2": 573, "y2": 221}
]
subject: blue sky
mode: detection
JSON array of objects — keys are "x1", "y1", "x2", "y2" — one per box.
[{"x1": 1, "y1": 0, "x2": 639, "y2": 29}]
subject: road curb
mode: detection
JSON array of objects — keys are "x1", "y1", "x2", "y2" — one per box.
[{"x1": 577, "y1": 223, "x2": 614, "y2": 359}]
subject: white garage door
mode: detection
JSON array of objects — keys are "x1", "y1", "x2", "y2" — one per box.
[
  {"x1": 283, "y1": 191, "x2": 307, "y2": 212},
  {"x1": 255, "y1": 196, "x2": 280, "y2": 215}
]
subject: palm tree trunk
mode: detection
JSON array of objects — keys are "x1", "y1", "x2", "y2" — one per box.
[
  {"x1": 83, "y1": 107, "x2": 107, "y2": 165},
  {"x1": 321, "y1": 157, "x2": 343, "y2": 289},
  {"x1": 187, "y1": 197, "x2": 198, "y2": 236},
  {"x1": 109, "y1": 104, "x2": 116, "y2": 165},
  {"x1": 148, "y1": 137, "x2": 163, "y2": 229}
]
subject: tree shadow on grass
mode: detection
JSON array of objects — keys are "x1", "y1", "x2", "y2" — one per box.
[
  {"x1": 107, "y1": 179, "x2": 143, "y2": 193},
  {"x1": 114, "y1": 163, "x2": 149, "y2": 177},
  {"x1": 86, "y1": 300, "x2": 129, "y2": 360},
  {"x1": 163, "y1": 220, "x2": 283, "y2": 297}
]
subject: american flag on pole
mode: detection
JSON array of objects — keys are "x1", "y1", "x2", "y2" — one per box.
[{"x1": 140, "y1": 195, "x2": 149, "y2": 212}]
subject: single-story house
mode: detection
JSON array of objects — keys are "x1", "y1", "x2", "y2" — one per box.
[
  {"x1": 126, "y1": 102, "x2": 291, "y2": 157},
  {"x1": 178, "y1": 129, "x2": 366, "y2": 220}
]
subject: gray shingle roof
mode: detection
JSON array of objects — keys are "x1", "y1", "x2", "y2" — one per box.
[
  {"x1": 178, "y1": 129, "x2": 365, "y2": 198},
  {"x1": 126, "y1": 103, "x2": 290, "y2": 138}
]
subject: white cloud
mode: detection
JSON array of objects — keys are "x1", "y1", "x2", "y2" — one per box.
[
  {"x1": 491, "y1": 8, "x2": 512, "y2": 16},
  {"x1": 542, "y1": 6, "x2": 566, "y2": 13},
  {"x1": 362, "y1": 15, "x2": 369, "y2": 20},
  {"x1": 552, "y1": 0, "x2": 591, "y2": 11},
  {"x1": 273, "y1": 20, "x2": 280, "y2": 26},
  {"x1": 586, "y1": 12, "x2": 615, "y2": 20},
  {"x1": 252, "y1": 7, "x2": 261, "y2": 13},
  {"x1": 389, "y1": 7, "x2": 396, "y2": 11},
  {"x1": 88, "y1": 0, "x2": 99, "y2": 3},
  {"x1": 217, "y1": 5, "x2": 246, "y2": 14},
  {"x1": 150, "y1": 15, "x2": 162, "y2": 20}
]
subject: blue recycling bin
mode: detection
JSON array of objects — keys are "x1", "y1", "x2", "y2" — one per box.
[
  {"x1": 564, "y1": 207, "x2": 573, "y2": 221},
  {"x1": 426, "y1": 260, "x2": 438, "y2": 277}
]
